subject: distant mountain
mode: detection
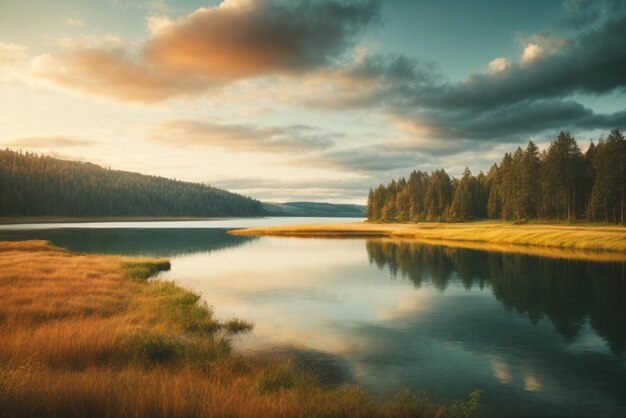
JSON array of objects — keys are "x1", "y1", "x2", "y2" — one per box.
[
  {"x1": 263, "y1": 201, "x2": 365, "y2": 217},
  {"x1": 0, "y1": 149, "x2": 265, "y2": 217}
]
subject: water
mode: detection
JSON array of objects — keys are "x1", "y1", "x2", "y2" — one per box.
[{"x1": 1, "y1": 218, "x2": 624, "y2": 418}]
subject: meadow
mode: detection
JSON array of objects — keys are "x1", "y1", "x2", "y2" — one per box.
[{"x1": 0, "y1": 240, "x2": 480, "y2": 418}]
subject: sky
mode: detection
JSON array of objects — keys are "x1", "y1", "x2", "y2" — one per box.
[{"x1": 0, "y1": 0, "x2": 625, "y2": 204}]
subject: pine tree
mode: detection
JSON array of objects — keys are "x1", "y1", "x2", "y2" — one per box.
[{"x1": 449, "y1": 168, "x2": 475, "y2": 221}]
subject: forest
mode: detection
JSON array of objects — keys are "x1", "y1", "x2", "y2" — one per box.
[
  {"x1": 367, "y1": 129, "x2": 626, "y2": 224},
  {"x1": 0, "y1": 149, "x2": 265, "y2": 217}
]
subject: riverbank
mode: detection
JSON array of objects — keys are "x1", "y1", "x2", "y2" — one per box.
[
  {"x1": 230, "y1": 222, "x2": 626, "y2": 261},
  {"x1": 0, "y1": 240, "x2": 479, "y2": 418}
]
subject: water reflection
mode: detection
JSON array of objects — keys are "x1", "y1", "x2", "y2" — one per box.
[
  {"x1": 366, "y1": 239, "x2": 626, "y2": 357},
  {"x1": 0, "y1": 228, "x2": 256, "y2": 257}
]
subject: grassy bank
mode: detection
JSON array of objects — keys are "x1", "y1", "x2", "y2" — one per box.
[
  {"x1": 0, "y1": 240, "x2": 479, "y2": 418},
  {"x1": 230, "y1": 222, "x2": 626, "y2": 261}
]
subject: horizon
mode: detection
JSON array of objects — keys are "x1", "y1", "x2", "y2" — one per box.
[{"x1": 1, "y1": 0, "x2": 625, "y2": 204}]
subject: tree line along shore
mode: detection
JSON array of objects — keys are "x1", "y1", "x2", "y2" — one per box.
[
  {"x1": 367, "y1": 129, "x2": 626, "y2": 224},
  {"x1": 0, "y1": 149, "x2": 264, "y2": 217}
]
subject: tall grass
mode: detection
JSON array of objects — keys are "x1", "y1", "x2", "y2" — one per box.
[
  {"x1": 0, "y1": 240, "x2": 480, "y2": 418},
  {"x1": 231, "y1": 222, "x2": 626, "y2": 258}
]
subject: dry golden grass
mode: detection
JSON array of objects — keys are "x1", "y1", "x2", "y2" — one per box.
[
  {"x1": 0, "y1": 241, "x2": 479, "y2": 418},
  {"x1": 231, "y1": 222, "x2": 626, "y2": 261}
]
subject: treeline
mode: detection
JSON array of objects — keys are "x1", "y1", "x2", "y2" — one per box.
[
  {"x1": 367, "y1": 129, "x2": 626, "y2": 223},
  {"x1": 0, "y1": 149, "x2": 265, "y2": 217}
]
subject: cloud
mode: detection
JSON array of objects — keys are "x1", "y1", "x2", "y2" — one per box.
[
  {"x1": 518, "y1": 33, "x2": 569, "y2": 65},
  {"x1": 488, "y1": 58, "x2": 509, "y2": 73},
  {"x1": 0, "y1": 42, "x2": 27, "y2": 66},
  {"x1": 291, "y1": 53, "x2": 443, "y2": 110},
  {"x1": 393, "y1": 100, "x2": 626, "y2": 141},
  {"x1": 520, "y1": 43, "x2": 542, "y2": 64},
  {"x1": 34, "y1": 0, "x2": 381, "y2": 103},
  {"x1": 561, "y1": 0, "x2": 626, "y2": 29},
  {"x1": 296, "y1": 15, "x2": 626, "y2": 143},
  {"x1": 32, "y1": 48, "x2": 207, "y2": 102},
  {"x1": 292, "y1": 146, "x2": 431, "y2": 173},
  {"x1": 144, "y1": 0, "x2": 380, "y2": 77},
  {"x1": 212, "y1": 176, "x2": 375, "y2": 201},
  {"x1": 2, "y1": 135, "x2": 93, "y2": 148},
  {"x1": 150, "y1": 119, "x2": 334, "y2": 153},
  {"x1": 65, "y1": 18, "x2": 85, "y2": 27}
]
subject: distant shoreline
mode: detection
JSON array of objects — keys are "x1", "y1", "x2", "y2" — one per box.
[
  {"x1": 0, "y1": 216, "x2": 262, "y2": 225},
  {"x1": 0, "y1": 215, "x2": 364, "y2": 226},
  {"x1": 230, "y1": 222, "x2": 626, "y2": 261}
]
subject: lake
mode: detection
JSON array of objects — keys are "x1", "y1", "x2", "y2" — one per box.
[{"x1": 1, "y1": 218, "x2": 624, "y2": 418}]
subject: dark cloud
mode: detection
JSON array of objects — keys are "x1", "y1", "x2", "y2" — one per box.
[
  {"x1": 150, "y1": 119, "x2": 334, "y2": 153},
  {"x1": 2, "y1": 135, "x2": 93, "y2": 148},
  {"x1": 398, "y1": 100, "x2": 626, "y2": 141},
  {"x1": 144, "y1": 0, "x2": 381, "y2": 76},
  {"x1": 302, "y1": 15, "x2": 626, "y2": 143},
  {"x1": 429, "y1": 17, "x2": 626, "y2": 110},
  {"x1": 292, "y1": 146, "x2": 435, "y2": 173},
  {"x1": 561, "y1": 0, "x2": 626, "y2": 29},
  {"x1": 34, "y1": 0, "x2": 381, "y2": 103}
]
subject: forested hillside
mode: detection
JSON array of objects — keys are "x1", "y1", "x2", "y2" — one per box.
[
  {"x1": 263, "y1": 201, "x2": 365, "y2": 217},
  {"x1": 0, "y1": 149, "x2": 265, "y2": 217},
  {"x1": 367, "y1": 129, "x2": 626, "y2": 224}
]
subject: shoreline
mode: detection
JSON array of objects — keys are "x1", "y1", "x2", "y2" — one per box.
[
  {"x1": 0, "y1": 216, "x2": 266, "y2": 225},
  {"x1": 230, "y1": 222, "x2": 626, "y2": 261}
]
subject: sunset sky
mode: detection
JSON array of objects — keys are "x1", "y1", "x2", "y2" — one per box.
[{"x1": 1, "y1": 0, "x2": 625, "y2": 203}]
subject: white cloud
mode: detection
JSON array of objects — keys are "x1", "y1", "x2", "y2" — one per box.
[
  {"x1": 520, "y1": 34, "x2": 568, "y2": 64},
  {"x1": 521, "y1": 43, "x2": 542, "y2": 63},
  {"x1": 488, "y1": 57, "x2": 509, "y2": 73}
]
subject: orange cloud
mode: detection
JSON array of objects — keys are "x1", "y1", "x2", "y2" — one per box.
[
  {"x1": 33, "y1": 0, "x2": 381, "y2": 103},
  {"x1": 32, "y1": 48, "x2": 211, "y2": 103}
]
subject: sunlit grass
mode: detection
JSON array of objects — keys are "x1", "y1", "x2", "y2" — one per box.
[
  {"x1": 0, "y1": 240, "x2": 480, "y2": 417},
  {"x1": 122, "y1": 259, "x2": 171, "y2": 280},
  {"x1": 231, "y1": 222, "x2": 626, "y2": 260}
]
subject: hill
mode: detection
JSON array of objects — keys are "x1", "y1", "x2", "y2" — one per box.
[
  {"x1": 263, "y1": 201, "x2": 365, "y2": 217},
  {"x1": 0, "y1": 149, "x2": 265, "y2": 217}
]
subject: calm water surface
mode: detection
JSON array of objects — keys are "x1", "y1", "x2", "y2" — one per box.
[{"x1": 1, "y1": 218, "x2": 624, "y2": 418}]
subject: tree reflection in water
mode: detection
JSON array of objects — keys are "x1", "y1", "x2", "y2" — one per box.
[{"x1": 366, "y1": 240, "x2": 626, "y2": 356}]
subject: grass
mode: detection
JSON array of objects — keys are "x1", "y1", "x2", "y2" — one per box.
[
  {"x1": 230, "y1": 221, "x2": 626, "y2": 261},
  {"x1": 0, "y1": 240, "x2": 480, "y2": 418}
]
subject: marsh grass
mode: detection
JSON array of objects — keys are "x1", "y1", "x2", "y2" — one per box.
[
  {"x1": 0, "y1": 240, "x2": 480, "y2": 417},
  {"x1": 231, "y1": 222, "x2": 626, "y2": 259},
  {"x1": 122, "y1": 259, "x2": 171, "y2": 280}
]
